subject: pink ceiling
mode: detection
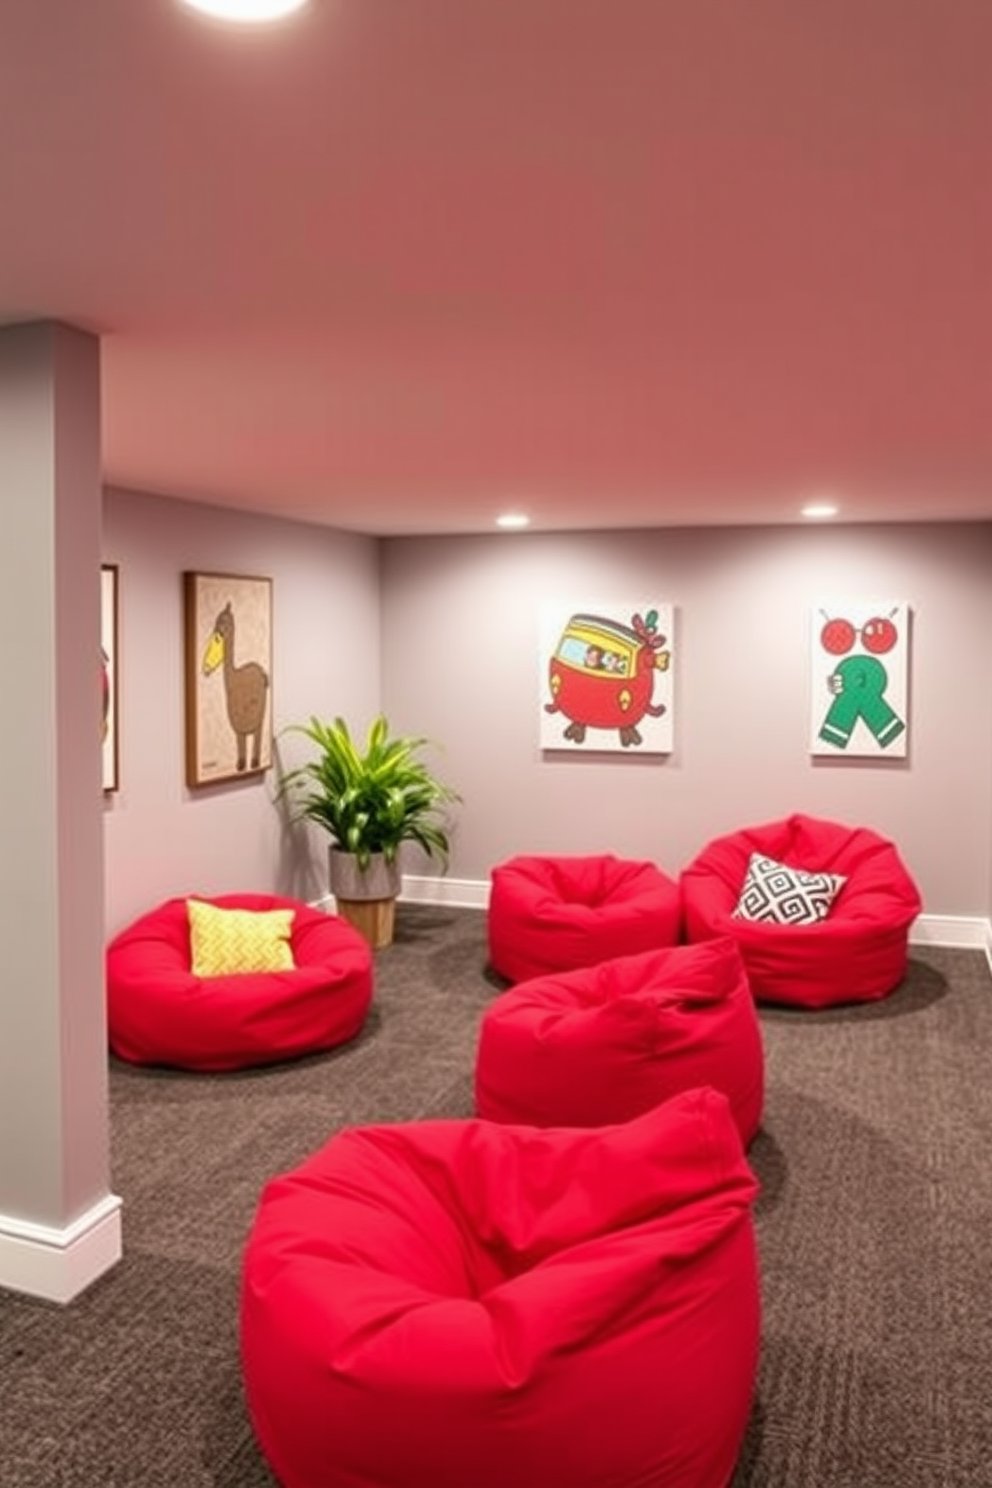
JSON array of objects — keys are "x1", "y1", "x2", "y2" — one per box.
[{"x1": 1, "y1": 0, "x2": 989, "y2": 534}]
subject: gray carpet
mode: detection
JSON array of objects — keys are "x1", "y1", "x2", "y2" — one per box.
[{"x1": 1, "y1": 906, "x2": 991, "y2": 1487}]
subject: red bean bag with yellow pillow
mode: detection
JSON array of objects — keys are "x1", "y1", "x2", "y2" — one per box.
[
  {"x1": 240, "y1": 1088, "x2": 760, "y2": 1488},
  {"x1": 475, "y1": 937, "x2": 763, "y2": 1144},
  {"x1": 488, "y1": 853, "x2": 681, "y2": 984},
  {"x1": 106, "y1": 893, "x2": 373, "y2": 1071},
  {"x1": 681, "y1": 814, "x2": 922, "y2": 1009}
]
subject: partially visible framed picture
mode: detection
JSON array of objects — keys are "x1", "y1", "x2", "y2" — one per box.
[
  {"x1": 184, "y1": 571, "x2": 273, "y2": 788},
  {"x1": 101, "y1": 564, "x2": 119, "y2": 793}
]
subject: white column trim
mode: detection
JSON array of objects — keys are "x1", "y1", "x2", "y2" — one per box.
[{"x1": 0, "y1": 1192, "x2": 122, "y2": 1303}]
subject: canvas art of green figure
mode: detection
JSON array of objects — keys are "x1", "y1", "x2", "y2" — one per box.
[{"x1": 817, "y1": 610, "x2": 906, "y2": 752}]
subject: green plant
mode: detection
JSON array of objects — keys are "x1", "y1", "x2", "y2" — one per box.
[{"x1": 278, "y1": 714, "x2": 461, "y2": 872}]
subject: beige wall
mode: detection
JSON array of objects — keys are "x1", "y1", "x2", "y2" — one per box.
[{"x1": 381, "y1": 521, "x2": 992, "y2": 918}]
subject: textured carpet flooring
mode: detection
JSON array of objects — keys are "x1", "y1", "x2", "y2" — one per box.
[{"x1": 1, "y1": 906, "x2": 991, "y2": 1487}]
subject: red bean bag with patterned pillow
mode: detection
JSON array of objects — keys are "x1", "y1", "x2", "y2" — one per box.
[
  {"x1": 106, "y1": 893, "x2": 373, "y2": 1071},
  {"x1": 475, "y1": 937, "x2": 763, "y2": 1144},
  {"x1": 488, "y1": 853, "x2": 682, "y2": 984},
  {"x1": 681, "y1": 814, "x2": 922, "y2": 1008},
  {"x1": 241, "y1": 1088, "x2": 760, "y2": 1488}
]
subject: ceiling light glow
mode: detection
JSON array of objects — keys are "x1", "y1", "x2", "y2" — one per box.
[
  {"x1": 178, "y1": 0, "x2": 310, "y2": 22},
  {"x1": 496, "y1": 513, "x2": 530, "y2": 530},
  {"x1": 801, "y1": 502, "x2": 839, "y2": 520}
]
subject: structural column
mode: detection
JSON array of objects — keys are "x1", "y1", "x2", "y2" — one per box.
[{"x1": 0, "y1": 321, "x2": 120, "y2": 1301}]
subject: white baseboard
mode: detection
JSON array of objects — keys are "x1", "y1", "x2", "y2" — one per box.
[
  {"x1": 401, "y1": 879, "x2": 992, "y2": 955},
  {"x1": 909, "y1": 913, "x2": 991, "y2": 951},
  {"x1": 326, "y1": 879, "x2": 992, "y2": 972},
  {"x1": 399, "y1": 875, "x2": 489, "y2": 910},
  {"x1": 313, "y1": 878, "x2": 490, "y2": 915},
  {"x1": 0, "y1": 1192, "x2": 122, "y2": 1303}
]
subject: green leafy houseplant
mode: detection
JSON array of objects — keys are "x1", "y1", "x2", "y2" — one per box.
[{"x1": 278, "y1": 714, "x2": 461, "y2": 873}]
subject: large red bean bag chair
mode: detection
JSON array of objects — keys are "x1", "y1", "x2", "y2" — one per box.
[
  {"x1": 475, "y1": 937, "x2": 763, "y2": 1144},
  {"x1": 241, "y1": 1089, "x2": 760, "y2": 1488},
  {"x1": 106, "y1": 893, "x2": 373, "y2": 1071},
  {"x1": 681, "y1": 814, "x2": 922, "y2": 1008},
  {"x1": 488, "y1": 853, "x2": 681, "y2": 983}
]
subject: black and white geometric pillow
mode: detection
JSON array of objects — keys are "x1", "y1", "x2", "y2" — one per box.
[{"x1": 732, "y1": 852, "x2": 846, "y2": 926}]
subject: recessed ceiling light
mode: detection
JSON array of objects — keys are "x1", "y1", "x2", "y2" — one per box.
[
  {"x1": 178, "y1": 0, "x2": 310, "y2": 22},
  {"x1": 496, "y1": 513, "x2": 530, "y2": 530},
  {"x1": 801, "y1": 502, "x2": 839, "y2": 520}
]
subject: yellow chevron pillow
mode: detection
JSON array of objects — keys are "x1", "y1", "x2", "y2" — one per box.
[{"x1": 187, "y1": 900, "x2": 296, "y2": 977}]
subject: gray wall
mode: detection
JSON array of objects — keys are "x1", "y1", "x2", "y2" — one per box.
[
  {"x1": 100, "y1": 496, "x2": 992, "y2": 926},
  {"x1": 381, "y1": 521, "x2": 992, "y2": 918},
  {"x1": 102, "y1": 488, "x2": 382, "y2": 936}
]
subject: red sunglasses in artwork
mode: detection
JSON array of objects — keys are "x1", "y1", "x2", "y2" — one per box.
[{"x1": 819, "y1": 611, "x2": 899, "y2": 657}]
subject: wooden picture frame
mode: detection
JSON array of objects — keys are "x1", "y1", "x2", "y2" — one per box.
[
  {"x1": 101, "y1": 564, "x2": 120, "y2": 792},
  {"x1": 183, "y1": 571, "x2": 273, "y2": 788}
]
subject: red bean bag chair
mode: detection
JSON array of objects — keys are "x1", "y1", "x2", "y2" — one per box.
[
  {"x1": 488, "y1": 853, "x2": 681, "y2": 983},
  {"x1": 241, "y1": 1089, "x2": 760, "y2": 1488},
  {"x1": 681, "y1": 814, "x2": 922, "y2": 1009},
  {"x1": 106, "y1": 893, "x2": 373, "y2": 1071},
  {"x1": 475, "y1": 937, "x2": 763, "y2": 1144}
]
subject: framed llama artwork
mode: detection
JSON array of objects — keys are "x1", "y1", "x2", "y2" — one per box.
[
  {"x1": 809, "y1": 601, "x2": 910, "y2": 759},
  {"x1": 539, "y1": 600, "x2": 675, "y2": 754},
  {"x1": 101, "y1": 563, "x2": 120, "y2": 792},
  {"x1": 183, "y1": 571, "x2": 273, "y2": 787}
]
